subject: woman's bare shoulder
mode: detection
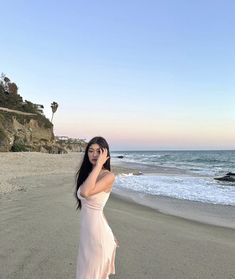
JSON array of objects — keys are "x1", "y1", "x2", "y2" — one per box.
[
  {"x1": 101, "y1": 169, "x2": 115, "y2": 176},
  {"x1": 94, "y1": 170, "x2": 115, "y2": 194},
  {"x1": 102, "y1": 171, "x2": 115, "y2": 192}
]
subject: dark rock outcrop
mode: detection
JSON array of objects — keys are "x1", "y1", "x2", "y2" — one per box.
[
  {"x1": 214, "y1": 172, "x2": 235, "y2": 182},
  {"x1": 133, "y1": 171, "x2": 143, "y2": 175}
]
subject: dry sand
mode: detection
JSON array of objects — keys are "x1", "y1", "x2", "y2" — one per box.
[{"x1": 0, "y1": 152, "x2": 235, "y2": 279}]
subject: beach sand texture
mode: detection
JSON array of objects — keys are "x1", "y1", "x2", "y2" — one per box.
[{"x1": 0, "y1": 152, "x2": 235, "y2": 279}]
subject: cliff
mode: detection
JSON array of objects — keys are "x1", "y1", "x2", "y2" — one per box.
[
  {"x1": 0, "y1": 75, "x2": 87, "y2": 153},
  {"x1": 0, "y1": 109, "x2": 87, "y2": 153},
  {"x1": 0, "y1": 108, "x2": 65, "y2": 153},
  {"x1": 55, "y1": 137, "x2": 87, "y2": 153}
]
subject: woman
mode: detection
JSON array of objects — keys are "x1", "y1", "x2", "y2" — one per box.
[{"x1": 75, "y1": 136, "x2": 120, "y2": 279}]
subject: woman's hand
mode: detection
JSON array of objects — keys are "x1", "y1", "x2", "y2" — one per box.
[{"x1": 96, "y1": 148, "x2": 109, "y2": 166}]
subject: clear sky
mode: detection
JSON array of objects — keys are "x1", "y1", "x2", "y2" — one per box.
[{"x1": 1, "y1": 0, "x2": 235, "y2": 150}]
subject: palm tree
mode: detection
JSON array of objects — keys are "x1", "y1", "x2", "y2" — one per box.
[
  {"x1": 51, "y1": 101, "x2": 58, "y2": 123},
  {"x1": 1, "y1": 74, "x2": 10, "y2": 93}
]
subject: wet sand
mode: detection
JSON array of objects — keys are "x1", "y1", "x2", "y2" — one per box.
[{"x1": 0, "y1": 152, "x2": 235, "y2": 279}]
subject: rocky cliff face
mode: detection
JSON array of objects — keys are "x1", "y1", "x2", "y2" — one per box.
[
  {"x1": 0, "y1": 110, "x2": 65, "y2": 153},
  {"x1": 55, "y1": 138, "x2": 87, "y2": 153},
  {"x1": 0, "y1": 110, "x2": 87, "y2": 153}
]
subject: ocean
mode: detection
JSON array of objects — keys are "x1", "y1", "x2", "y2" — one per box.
[{"x1": 111, "y1": 150, "x2": 235, "y2": 206}]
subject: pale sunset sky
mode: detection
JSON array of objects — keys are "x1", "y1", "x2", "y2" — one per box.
[{"x1": 1, "y1": 0, "x2": 235, "y2": 150}]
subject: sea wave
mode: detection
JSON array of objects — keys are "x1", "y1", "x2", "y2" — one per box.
[{"x1": 115, "y1": 174, "x2": 235, "y2": 206}]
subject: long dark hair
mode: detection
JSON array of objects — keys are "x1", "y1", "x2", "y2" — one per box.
[{"x1": 74, "y1": 136, "x2": 111, "y2": 210}]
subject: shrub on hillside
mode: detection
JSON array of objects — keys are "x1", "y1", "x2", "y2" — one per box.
[{"x1": 11, "y1": 142, "x2": 28, "y2": 152}]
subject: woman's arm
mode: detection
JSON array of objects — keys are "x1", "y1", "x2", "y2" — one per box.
[
  {"x1": 80, "y1": 163, "x2": 102, "y2": 197},
  {"x1": 80, "y1": 148, "x2": 114, "y2": 197}
]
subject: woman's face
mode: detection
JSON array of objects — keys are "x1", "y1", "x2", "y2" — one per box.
[{"x1": 88, "y1": 143, "x2": 101, "y2": 166}]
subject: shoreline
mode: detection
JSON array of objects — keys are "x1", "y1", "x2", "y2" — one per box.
[
  {"x1": 112, "y1": 159, "x2": 235, "y2": 230},
  {"x1": 0, "y1": 152, "x2": 234, "y2": 229},
  {"x1": 111, "y1": 188, "x2": 235, "y2": 230}
]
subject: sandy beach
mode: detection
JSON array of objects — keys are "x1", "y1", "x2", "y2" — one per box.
[{"x1": 0, "y1": 152, "x2": 235, "y2": 279}]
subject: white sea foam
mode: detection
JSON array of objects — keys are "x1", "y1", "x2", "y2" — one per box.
[
  {"x1": 114, "y1": 175, "x2": 235, "y2": 206},
  {"x1": 121, "y1": 173, "x2": 134, "y2": 176}
]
